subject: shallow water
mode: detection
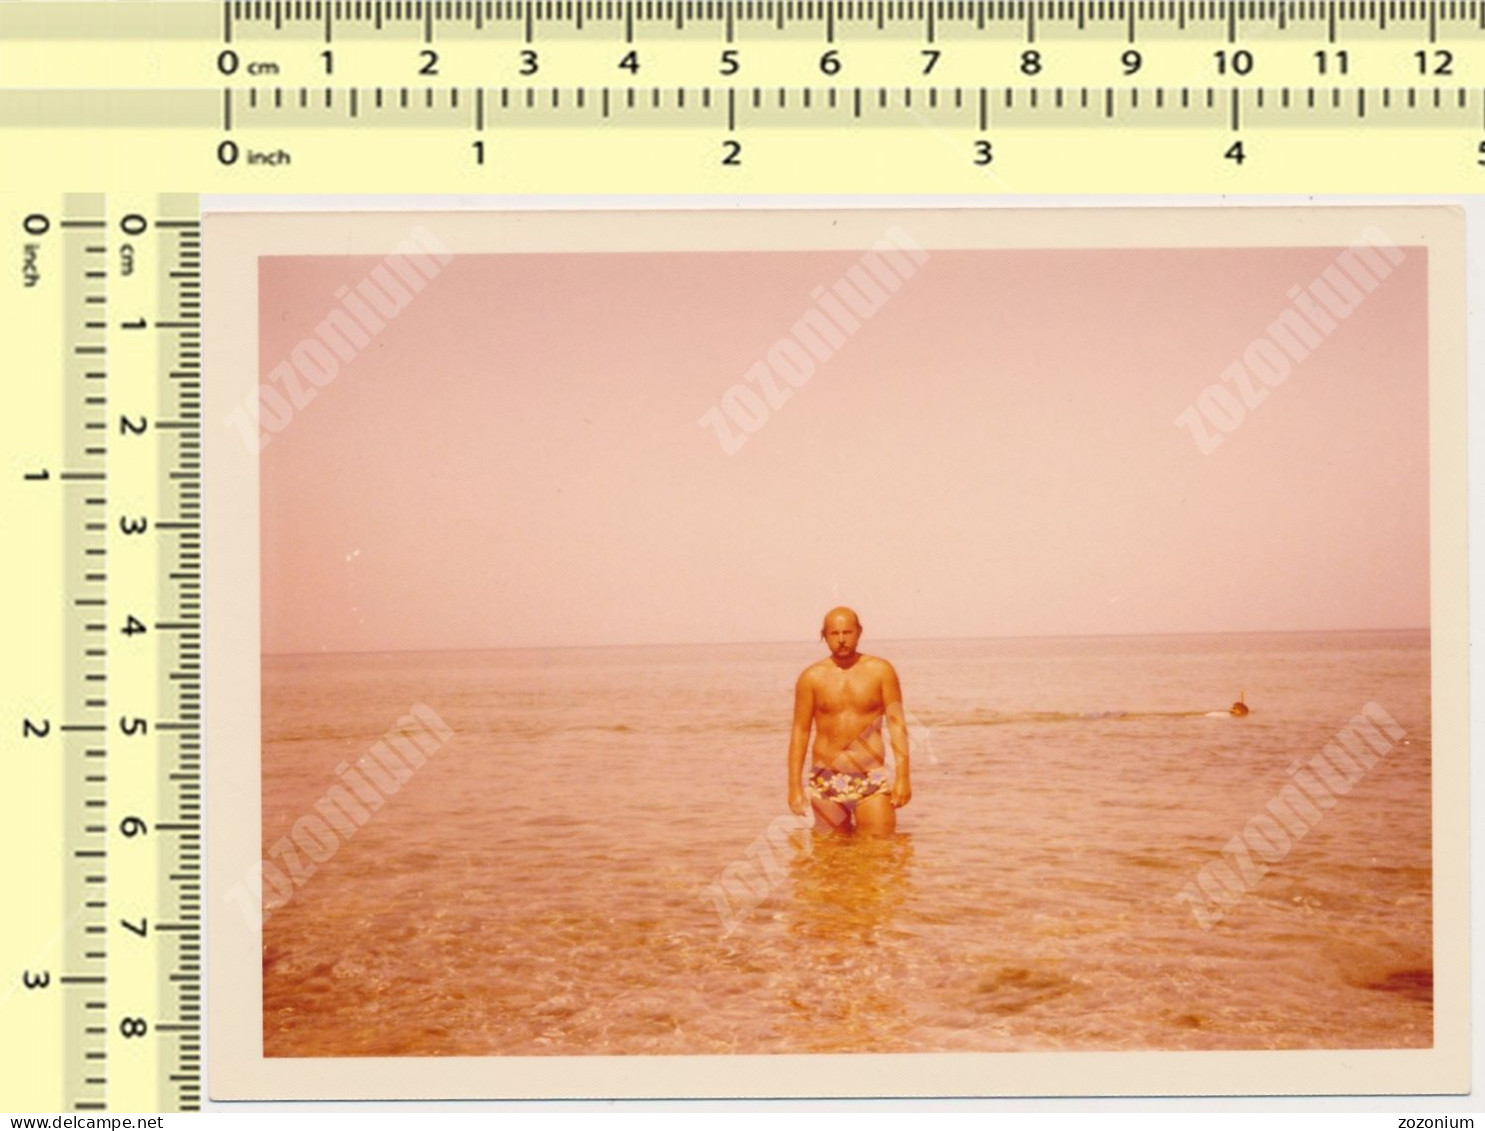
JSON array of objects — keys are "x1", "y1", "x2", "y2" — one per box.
[{"x1": 261, "y1": 629, "x2": 1431, "y2": 1055}]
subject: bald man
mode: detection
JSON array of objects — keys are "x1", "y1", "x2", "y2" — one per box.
[{"x1": 787, "y1": 607, "x2": 912, "y2": 835}]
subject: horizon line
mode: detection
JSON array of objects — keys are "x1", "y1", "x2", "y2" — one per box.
[{"x1": 262, "y1": 624, "x2": 1431, "y2": 660}]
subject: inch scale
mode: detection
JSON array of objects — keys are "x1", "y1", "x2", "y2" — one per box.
[
  {"x1": 4, "y1": 1, "x2": 1485, "y2": 188},
  {"x1": 1, "y1": 194, "x2": 203, "y2": 1112}
]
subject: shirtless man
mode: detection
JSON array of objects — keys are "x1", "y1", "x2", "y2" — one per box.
[{"x1": 787, "y1": 607, "x2": 911, "y2": 835}]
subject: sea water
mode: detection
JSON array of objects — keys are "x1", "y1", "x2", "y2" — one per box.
[{"x1": 261, "y1": 629, "x2": 1431, "y2": 1056}]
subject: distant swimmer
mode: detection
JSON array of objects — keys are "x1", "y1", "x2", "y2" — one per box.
[{"x1": 787, "y1": 607, "x2": 911, "y2": 836}]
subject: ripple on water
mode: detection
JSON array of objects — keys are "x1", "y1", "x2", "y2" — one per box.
[{"x1": 262, "y1": 635, "x2": 1433, "y2": 1056}]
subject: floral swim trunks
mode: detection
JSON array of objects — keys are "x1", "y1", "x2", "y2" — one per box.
[{"x1": 808, "y1": 765, "x2": 889, "y2": 813}]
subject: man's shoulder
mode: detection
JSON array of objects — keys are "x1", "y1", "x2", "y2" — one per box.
[{"x1": 797, "y1": 654, "x2": 896, "y2": 681}]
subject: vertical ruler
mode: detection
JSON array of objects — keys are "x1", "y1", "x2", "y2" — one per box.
[{"x1": 1, "y1": 192, "x2": 203, "y2": 1111}]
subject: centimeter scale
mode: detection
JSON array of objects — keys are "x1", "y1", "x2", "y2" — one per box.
[
  {"x1": 4, "y1": 2, "x2": 1485, "y2": 187},
  {"x1": 0, "y1": 0, "x2": 1480, "y2": 1115},
  {"x1": 3, "y1": 195, "x2": 204, "y2": 1112}
]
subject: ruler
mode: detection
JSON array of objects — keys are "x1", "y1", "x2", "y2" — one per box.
[
  {"x1": 1, "y1": 193, "x2": 203, "y2": 1112},
  {"x1": 5, "y1": 1, "x2": 1485, "y2": 189},
  {"x1": 0, "y1": 0, "x2": 1475, "y2": 1115}
]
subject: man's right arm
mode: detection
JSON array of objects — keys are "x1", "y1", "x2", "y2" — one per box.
[{"x1": 787, "y1": 673, "x2": 813, "y2": 816}]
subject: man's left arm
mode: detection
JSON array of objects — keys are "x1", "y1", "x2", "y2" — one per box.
[{"x1": 882, "y1": 662, "x2": 911, "y2": 809}]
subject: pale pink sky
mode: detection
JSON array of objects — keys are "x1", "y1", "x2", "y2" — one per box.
[{"x1": 260, "y1": 240, "x2": 1429, "y2": 653}]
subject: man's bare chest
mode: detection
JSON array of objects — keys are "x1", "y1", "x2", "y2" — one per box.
[{"x1": 815, "y1": 669, "x2": 884, "y2": 714}]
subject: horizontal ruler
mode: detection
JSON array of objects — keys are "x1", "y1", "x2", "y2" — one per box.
[
  {"x1": 4, "y1": 83, "x2": 1485, "y2": 129},
  {"x1": 2, "y1": 88, "x2": 1484, "y2": 189},
  {"x1": 4, "y1": 4, "x2": 1485, "y2": 207},
  {"x1": 2, "y1": 1, "x2": 1485, "y2": 42},
  {"x1": 10, "y1": 2, "x2": 1485, "y2": 89}
]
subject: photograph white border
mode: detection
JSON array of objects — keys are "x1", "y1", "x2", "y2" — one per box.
[{"x1": 204, "y1": 204, "x2": 1469, "y2": 1101}]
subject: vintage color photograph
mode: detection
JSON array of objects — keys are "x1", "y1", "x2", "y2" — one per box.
[{"x1": 242, "y1": 208, "x2": 1442, "y2": 1068}]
